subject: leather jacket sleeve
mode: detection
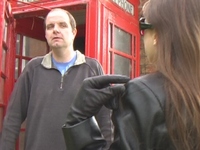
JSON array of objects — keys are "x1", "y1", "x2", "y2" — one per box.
[{"x1": 62, "y1": 116, "x2": 106, "y2": 150}]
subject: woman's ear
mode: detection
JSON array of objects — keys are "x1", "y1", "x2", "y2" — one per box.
[
  {"x1": 152, "y1": 31, "x2": 157, "y2": 45},
  {"x1": 153, "y1": 39, "x2": 157, "y2": 45}
]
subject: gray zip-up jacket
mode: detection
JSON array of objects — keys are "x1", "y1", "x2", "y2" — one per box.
[{"x1": 0, "y1": 50, "x2": 113, "y2": 150}]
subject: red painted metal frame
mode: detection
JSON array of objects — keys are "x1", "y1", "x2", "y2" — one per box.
[
  {"x1": 16, "y1": 17, "x2": 46, "y2": 41},
  {"x1": 11, "y1": 0, "x2": 88, "y2": 15},
  {"x1": 84, "y1": 0, "x2": 99, "y2": 59},
  {"x1": 0, "y1": 0, "x2": 15, "y2": 126},
  {"x1": 0, "y1": 0, "x2": 6, "y2": 73},
  {"x1": 3, "y1": 1, "x2": 16, "y2": 113}
]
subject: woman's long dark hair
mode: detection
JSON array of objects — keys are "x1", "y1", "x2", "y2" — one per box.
[{"x1": 144, "y1": 0, "x2": 200, "y2": 149}]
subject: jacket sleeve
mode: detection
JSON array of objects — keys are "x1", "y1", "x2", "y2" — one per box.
[
  {"x1": 0, "y1": 65, "x2": 31, "y2": 150},
  {"x1": 62, "y1": 117, "x2": 107, "y2": 150},
  {"x1": 110, "y1": 77, "x2": 171, "y2": 150}
]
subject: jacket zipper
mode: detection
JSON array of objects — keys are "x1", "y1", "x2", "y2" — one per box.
[
  {"x1": 60, "y1": 76, "x2": 64, "y2": 89},
  {"x1": 59, "y1": 66, "x2": 73, "y2": 89}
]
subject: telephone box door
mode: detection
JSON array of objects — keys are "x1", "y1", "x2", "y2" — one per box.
[
  {"x1": 99, "y1": 0, "x2": 140, "y2": 78},
  {"x1": 0, "y1": 0, "x2": 15, "y2": 132}
]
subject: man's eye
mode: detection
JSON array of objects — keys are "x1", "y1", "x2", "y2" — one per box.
[
  {"x1": 59, "y1": 23, "x2": 67, "y2": 28},
  {"x1": 46, "y1": 25, "x2": 54, "y2": 30}
]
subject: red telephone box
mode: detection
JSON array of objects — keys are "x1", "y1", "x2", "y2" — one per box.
[{"x1": 0, "y1": 0, "x2": 140, "y2": 149}]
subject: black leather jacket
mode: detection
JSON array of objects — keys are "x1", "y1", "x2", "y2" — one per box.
[{"x1": 63, "y1": 73, "x2": 174, "y2": 150}]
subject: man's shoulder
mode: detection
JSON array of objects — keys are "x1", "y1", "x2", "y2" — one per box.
[
  {"x1": 27, "y1": 56, "x2": 43, "y2": 65},
  {"x1": 23, "y1": 56, "x2": 44, "y2": 71},
  {"x1": 84, "y1": 56, "x2": 102, "y2": 67},
  {"x1": 85, "y1": 56, "x2": 99, "y2": 63},
  {"x1": 82, "y1": 56, "x2": 103, "y2": 74}
]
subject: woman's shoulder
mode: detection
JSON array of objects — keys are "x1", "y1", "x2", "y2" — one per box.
[
  {"x1": 127, "y1": 72, "x2": 164, "y2": 89},
  {"x1": 125, "y1": 72, "x2": 166, "y2": 105}
]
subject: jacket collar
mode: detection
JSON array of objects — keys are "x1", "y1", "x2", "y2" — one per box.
[{"x1": 41, "y1": 50, "x2": 86, "y2": 69}]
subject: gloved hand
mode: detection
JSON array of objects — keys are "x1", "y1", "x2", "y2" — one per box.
[{"x1": 65, "y1": 75, "x2": 130, "y2": 125}]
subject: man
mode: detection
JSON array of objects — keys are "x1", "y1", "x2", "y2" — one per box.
[{"x1": 0, "y1": 8, "x2": 112, "y2": 150}]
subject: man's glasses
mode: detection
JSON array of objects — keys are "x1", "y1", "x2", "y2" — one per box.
[{"x1": 139, "y1": 17, "x2": 153, "y2": 36}]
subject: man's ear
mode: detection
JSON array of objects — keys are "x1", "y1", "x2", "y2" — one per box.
[{"x1": 73, "y1": 28, "x2": 77, "y2": 36}]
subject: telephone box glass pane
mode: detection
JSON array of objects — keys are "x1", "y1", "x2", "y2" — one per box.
[
  {"x1": 133, "y1": 36, "x2": 136, "y2": 57},
  {"x1": 15, "y1": 58, "x2": 19, "y2": 79},
  {"x1": 0, "y1": 107, "x2": 3, "y2": 131},
  {"x1": 16, "y1": 34, "x2": 21, "y2": 55},
  {"x1": 1, "y1": 48, "x2": 6, "y2": 73},
  {"x1": 109, "y1": 51, "x2": 113, "y2": 74},
  {"x1": 109, "y1": 23, "x2": 113, "y2": 48},
  {"x1": 17, "y1": 0, "x2": 38, "y2": 5},
  {"x1": 3, "y1": 21, "x2": 7, "y2": 42},
  {"x1": 0, "y1": 77, "x2": 4, "y2": 103},
  {"x1": 133, "y1": 60, "x2": 136, "y2": 77},
  {"x1": 22, "y1": 59, "x2": 29, "y2": 71},
  {"x1": 22, "y1": 36, "x2": 47, "y2": 57},
  {"x1": 114, "y1": 54, "x2": 131, "y2": 77},
  {"x1": 114, "y1": 26, "x2": 131, "y2": 54}
]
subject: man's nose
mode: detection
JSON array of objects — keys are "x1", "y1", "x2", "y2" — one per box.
[{"x1": 53, "y1": 25, "x2": 60, "y2": 33}]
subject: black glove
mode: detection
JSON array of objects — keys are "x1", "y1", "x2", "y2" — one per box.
[{"x1": 65, "y1": 75, "x2": 130, "y2": 126}]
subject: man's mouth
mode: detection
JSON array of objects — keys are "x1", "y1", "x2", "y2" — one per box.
[
  {"x1": 52, "y1": 37, "x2": 62, "y2": 41},
  {"x1": 53, "y1": 37, "x2": 61, "y2": 39}
]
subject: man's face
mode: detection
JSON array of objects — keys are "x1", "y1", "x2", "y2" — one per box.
[{"x1": 45, "y1": 10, "x2": 77, "y2": 50}]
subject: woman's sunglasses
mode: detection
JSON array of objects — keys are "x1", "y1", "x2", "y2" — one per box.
[{"x1": 139, "y1": 17, "x2": 153, "y2": 36}]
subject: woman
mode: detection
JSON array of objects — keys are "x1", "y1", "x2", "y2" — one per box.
[{"x1": 62, "y1": 0, "x2": 200, "y2": 149}]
